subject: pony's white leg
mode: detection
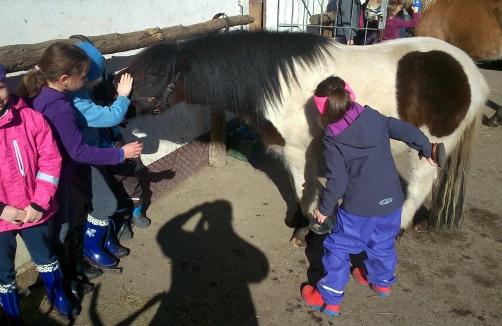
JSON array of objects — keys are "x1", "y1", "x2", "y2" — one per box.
[
  {"x1": 401, "y1": 150, "x2": 438, "y2": 229},
  {"x1": 281, "y1": 145, "x2": 323, "y2": 216}
]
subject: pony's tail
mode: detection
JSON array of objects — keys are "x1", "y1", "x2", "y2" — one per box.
[{"x1": 429, "y1": 115, "x2": 479, "y2": 229}]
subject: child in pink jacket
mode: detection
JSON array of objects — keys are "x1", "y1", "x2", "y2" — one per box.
[{"x1": 0, "y1": 62, "x2": 79, "y2": 323}]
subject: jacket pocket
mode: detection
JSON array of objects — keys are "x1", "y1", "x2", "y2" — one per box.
[{"x1": 13, "y1": 140, "x2": 28, "y2": 190}]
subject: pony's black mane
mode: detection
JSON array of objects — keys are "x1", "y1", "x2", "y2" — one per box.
[{"x1": 128, "y1": 30, "x2": 335, "y2": 120}]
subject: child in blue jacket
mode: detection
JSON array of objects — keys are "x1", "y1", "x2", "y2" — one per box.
[{"x1": 64, "y1": 42, "x2": 146, "y2": 270}]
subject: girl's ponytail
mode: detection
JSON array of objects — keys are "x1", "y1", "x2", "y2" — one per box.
[
  {"x1": 17, "y1": 42, "x2": 89, "y2": 99},
  {"x1": 18, "y1": 67, "x2": 47, "y2": 98},
  {"x1": 314, "y1": 76, "x2": 353, "y2": 125}
]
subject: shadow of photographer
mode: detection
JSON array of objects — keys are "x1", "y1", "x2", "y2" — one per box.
[{"x1": 116, "y1": 200, "x2": 269, "y2": 325}]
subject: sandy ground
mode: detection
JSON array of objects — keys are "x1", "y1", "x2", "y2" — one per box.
[{"x1": 3, "y1": 67, "x2": 502, "y2": 326}]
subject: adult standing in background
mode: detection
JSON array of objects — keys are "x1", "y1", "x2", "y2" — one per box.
[{"x1": 326, "y1": 0, "x2": 361, "y2": 45}]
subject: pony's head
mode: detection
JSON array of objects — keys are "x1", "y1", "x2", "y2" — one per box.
[{"x1": 113, "y1": 42, "x2": 187, "y2": 117}]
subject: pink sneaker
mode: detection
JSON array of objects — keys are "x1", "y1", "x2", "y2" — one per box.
[
  {"x1": 301, "y1": 284, "x2": 340, "y2": 316},
  {"x1": 351, "y1": 267, "x2": 392, "y2": 297}
]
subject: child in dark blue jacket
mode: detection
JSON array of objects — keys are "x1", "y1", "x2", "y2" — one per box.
[{"x1": 302, "y1": 76, "x2": 440, "y2": 316}]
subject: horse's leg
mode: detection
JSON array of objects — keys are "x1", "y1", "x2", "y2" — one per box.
[
  {"x1": 483, "y1": 106, "x2": 502, "y2": 127},
  {"x1": 281, "y1": 145, "x2": 323, "y2": 248},
  {"x1": 400, "y1": 149, "x2": 438, "y2": 230}
]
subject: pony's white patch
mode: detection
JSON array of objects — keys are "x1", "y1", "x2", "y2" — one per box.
[{"x1": 132, "y1": 130, "x2": 148, "y2": 138}]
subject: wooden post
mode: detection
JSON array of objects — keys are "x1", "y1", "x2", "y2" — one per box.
[
  {"x1": 209, "y1": 107, "x2": 227, "y2": 168},
  {"x1": 249, "y1": 0, "x2": 264, "y2": 31}
]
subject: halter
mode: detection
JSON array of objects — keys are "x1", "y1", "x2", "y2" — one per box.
[{"x1": 129, "y1": 62, "x2": 181, "y2": 115}]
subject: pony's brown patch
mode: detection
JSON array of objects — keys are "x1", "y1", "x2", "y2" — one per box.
[
  {"x1": 258, "y1": 120, "x2": 286, "y2": 146},
  {"x1": 396, "y1": 50, "x2": 470, "y2": 137}
]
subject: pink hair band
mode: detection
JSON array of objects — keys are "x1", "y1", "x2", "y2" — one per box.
[
  {"x1": 314, "y1": 82, "x2": 356, "y2": 115},
  {"x1": 34, "y1": 65, "x2": 41, "y2": 71}
]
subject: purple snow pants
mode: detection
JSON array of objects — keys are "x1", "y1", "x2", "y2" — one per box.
[{"x1": 317, "y1": 207, "x2": 402, "y2": 305}]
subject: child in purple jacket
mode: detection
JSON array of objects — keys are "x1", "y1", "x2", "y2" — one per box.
[{"x1": 17, "y1": 43, "x2": 143, "y2": 276}]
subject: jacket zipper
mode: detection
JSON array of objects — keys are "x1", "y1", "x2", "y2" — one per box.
[{"x1": 13, "y1": 140, "x2": 28, "y2": 189}]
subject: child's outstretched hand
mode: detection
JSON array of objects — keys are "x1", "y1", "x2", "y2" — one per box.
[
  {"x1": 0, "y1": 205, "x2": 27, "y2": 226},
  {"x1": 117, "y1": 73, "x2": 134, "y2": 98},
  {"x1": 22, "y1": 205, "x2": 43, "y2": 224},
  {"x1": 122, "y1": 141, "x2": 143, "y2": 159}
]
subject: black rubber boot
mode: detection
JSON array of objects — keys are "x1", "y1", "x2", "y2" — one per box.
[
  {"x1": 53, "y1": 241, "x2": 94, "y2": 298},
  {"x1": 112, "y1": 212, "x2": 133, "y2": 241},
  {"x1": 75, "y1": 260, "x2": 103, "y2": 281}
]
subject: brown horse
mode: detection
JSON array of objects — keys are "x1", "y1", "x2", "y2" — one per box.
[{"x1": 411, "y1": 0, "x2": 502, "y2": 62}]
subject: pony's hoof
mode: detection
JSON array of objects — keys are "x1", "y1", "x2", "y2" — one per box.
[
  {"x1": 482, "y1": 114, "x2": 500, "y2": 127},
  {"x1": 289, "y1": 227, "x2": 309, "y2": 248},
  {"x1": 395, "y1": 229, "x2": 405, "y2": 242},
  {"x1": 413, "y1": 219, "x2": 429, "y2": 232},
  {"x1": 290, "y1": 236, "x2": 307, "y2": 248}
]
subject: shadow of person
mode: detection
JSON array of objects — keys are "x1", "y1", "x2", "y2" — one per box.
[{"x1": 117, "y1": 200, "x2": 269, "y2": 326}]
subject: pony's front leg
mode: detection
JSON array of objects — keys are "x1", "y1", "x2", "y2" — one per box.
[
  {"x1": 400, "y1": 150, "x2": 438, "y2": 230},
  {"x1": 282, "y1": 146, "x2": 324, "y2": 247}
]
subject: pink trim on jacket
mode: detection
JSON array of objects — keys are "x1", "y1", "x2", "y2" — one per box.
[{"x1": 0, "y1": 96, "x2": 61, "y2": 232}]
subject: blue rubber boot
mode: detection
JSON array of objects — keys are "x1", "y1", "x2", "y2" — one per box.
[
  {"x1": 36, "y1": 262, "x2": 81, "y2": 319},
  {"x1": 83, "y1": 215, "x2": 119, "y2": 269},
  {"x1": 0, "y1": 281, "x2": 22, "y2": 325},
  {"x1": 104, "y1": 218, "x2": 130, "y2": 259}
]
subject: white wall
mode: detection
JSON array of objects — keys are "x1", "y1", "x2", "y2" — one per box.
[
  {"x1": 1, "y1": 0, "x2": 248, "y2": 270},
  {"x1": 2, "y1": 0, "x2": 249, "y2": 164},
  {"x1": 1, "y1": 0, "x2": 247, "y2": 45}
]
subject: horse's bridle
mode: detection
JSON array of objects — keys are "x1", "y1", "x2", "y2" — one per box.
[{"x1": 129, "y1": 65, "x2": 181, "y2": 115}]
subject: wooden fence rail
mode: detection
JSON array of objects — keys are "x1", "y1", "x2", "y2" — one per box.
[{"x1": 0, "y1": 14, "x2": 254, "y2": 73}]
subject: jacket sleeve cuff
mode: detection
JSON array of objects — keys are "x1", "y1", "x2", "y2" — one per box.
[
  {"x1": 118, "y1": 148, "x2": 125, "y2": 163},
  {"x1": 318, "y1": 202, "x2": 334, "y2": 217},
  {"x1": 30, "y1": 202, "x2": 45, "y2": 213}
]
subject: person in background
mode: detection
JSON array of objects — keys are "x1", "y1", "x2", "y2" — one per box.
[
  {"x1": 326, "y1": 0, "x2": 361, "y2": 45},
  {"x1": 381, "y1": 0, "x2": 420, "y2": 41},
  {"x1": 0, "y1": 62, "x2": 79, "y2": 321}
]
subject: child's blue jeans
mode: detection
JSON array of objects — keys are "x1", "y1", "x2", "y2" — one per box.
[{"x1": 0, "y1": 222, "x2": 55, "y2": 286}]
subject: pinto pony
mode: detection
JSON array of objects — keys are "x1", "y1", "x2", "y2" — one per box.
[{"x1": 116, "y1": 30, "x2": 488, "y2": 246}]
